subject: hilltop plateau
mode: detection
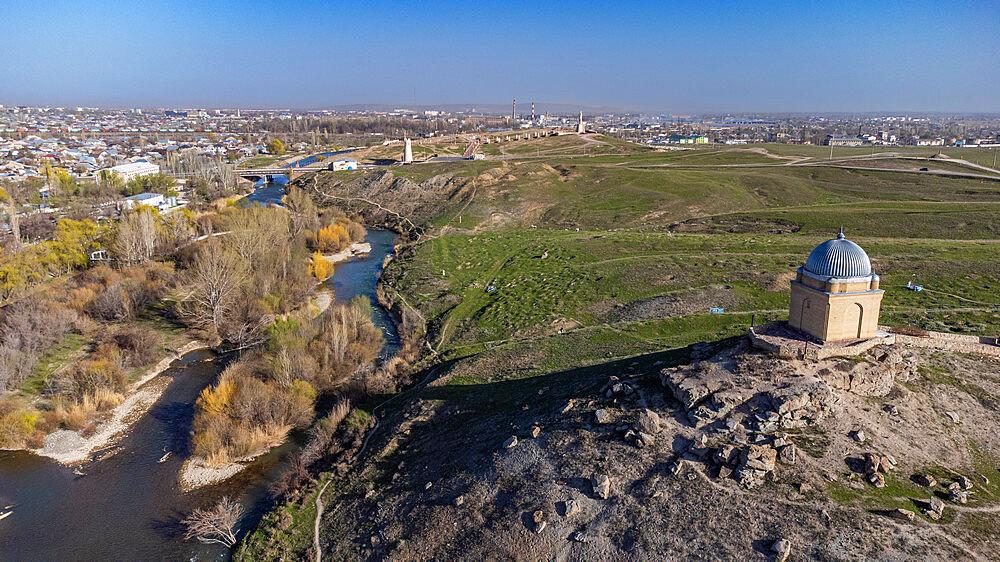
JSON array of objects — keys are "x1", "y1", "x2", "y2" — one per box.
[{"x1": 239, "y1": 141, "x2": 1000, "y2": 560}]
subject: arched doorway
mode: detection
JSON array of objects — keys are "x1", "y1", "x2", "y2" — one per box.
[{"x1": 843, "y1": 302, "x2": 864, "y2": 339}]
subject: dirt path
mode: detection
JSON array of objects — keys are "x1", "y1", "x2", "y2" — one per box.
[{"x1": 312, "y1": 364, "x2": 446, "y2": 562}]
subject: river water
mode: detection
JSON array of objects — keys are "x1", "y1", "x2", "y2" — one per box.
[
  {"x1": 245, "y1": 148, "x2": 357, "y2": 200},
  {"x1": 0, "y1": 228, "x2": 398, "y2": 561}
]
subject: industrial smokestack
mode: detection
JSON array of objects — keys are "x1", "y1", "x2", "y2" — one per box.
[{"x1": 512, "y1": 99, "x2": 516, "y2": 121}]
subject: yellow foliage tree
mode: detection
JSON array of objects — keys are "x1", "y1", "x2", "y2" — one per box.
[
  {"x1": 197, "y1": 378, "x2": 235, "y2": 416},
  {"x1": 309, "y1": 251, "x2": 335, "y2": 280},
  {"x1": 313, "y1": 224, "x2": 349, "y2": 253}
]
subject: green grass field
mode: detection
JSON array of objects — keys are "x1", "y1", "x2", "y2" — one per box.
[{"x1": 384, "y1": 230, "x2": 1000, "y2": 357}]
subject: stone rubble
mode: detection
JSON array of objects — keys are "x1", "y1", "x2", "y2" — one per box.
[
  {"x1": 771, "y1": 538, "x2": 791, "y2": 562},
  {"x1": 590, "y1": 473, "x2": 611, "y2": 499},
  {"x1": 948, "y1": 481, "x2": 969, "y2": 504},
  {"x1": 563, "y1": 499, "x2": 581, "y2": 517}
]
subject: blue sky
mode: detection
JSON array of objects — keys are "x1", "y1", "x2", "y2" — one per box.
[{"x1": 1, "y1": 1, "x2": 997, "y2": 112}]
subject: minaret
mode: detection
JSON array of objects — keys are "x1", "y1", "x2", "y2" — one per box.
[
  {"x1": 403, "y1": 137, "x2": 413, "y2": 163},
  {"x1": 531, "y1": 102, "x2": 535, "y2": 122},
  {"x1": 512, "y1": 99, "x2": 516, "y2": 121}
]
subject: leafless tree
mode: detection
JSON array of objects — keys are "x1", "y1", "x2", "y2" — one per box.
[
  {"x1": 111, "y1": 208, "x2": 158, "y2": 266},
  {"x1": 185, "y1": 239, "x2": 248, "y2": 329},
  {"x1": 223, "y1": 207, "x2": 289, "y2": 264},
  {"x1": 181, "y1": 496, "x2": 243, "y2": 548},
  {"x1": 0, "y1": 188, "x2": 21, "y2": 250}
]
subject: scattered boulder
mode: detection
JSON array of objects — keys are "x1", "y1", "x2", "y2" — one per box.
[
  {"x1": 945, "y1": 411, "x2": 960, "y2": 424},
  {"x1": 771, "y1": 538, "x2": 791, "y2": 562},
  {"x1": 893, "y1": 508, "x2": 915, "y2": 522},
  {"x1": 594, "y1": 409, "x2": 612, "y2": 424},
  {"x1": 868, "y1": 471, "x2": 886, "y2": 488},
  {"x1": 959, "y1": 476, "x2": 973, "y2": 490},
  {"x1": 503, "y1": 436, "x2": 518, "y2": 449},
  {"x1": 636, "y1": 409, "x2": 662, "y2": 434},
  {"x1": 532, "y1": 509, "x2": 547, "y2": 532},
  {"x1": 798, "y1": 482, "x2": 813, "y2": 494},
  {"x1": 736, "y1": 445, "x2": 777, "y2": 488},
  {"x1": 559, "y1": 400, "x2": 575, "y2": 414},
  {"x1": 851, "y1": 429, "x2": 866, "y2": 443},
  {"x1": 530, "y1": 426, "x2": 541, "y2": 439},
  {"x1": 715, "y1": 444, "x2": 739, "y2": 467},
  {"x1": 453, "y1": 495, "x2": 465, "y2": 507},
  {"x1": 917, "y1": 474, "x2": 938, "y2": 488},
  {"x1": 563, "y1": 499, "x2": 581, "y2": 517},
  {"x1": 948, "y1": 482, "x2": 969, "y2": 504},
  {"x1": 636, "y1": 432, "x2": 656, "y2": 447},
  {"x1": 590, "y1": 473, "x2": 611, "y2": 499},
  {"x1": 742, "y1": 444, "x2": 777, "y2": 472},
  {"x1": 863, "y1": 453, "x2": 881, "y2": 475},
  {"x1": 929, "y1": 496, "x2": 946, "y2": 516}
]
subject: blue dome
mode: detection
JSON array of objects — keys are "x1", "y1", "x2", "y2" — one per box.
[{"x1": 804, "y1": 231, "x2": 872, "y2": 278}]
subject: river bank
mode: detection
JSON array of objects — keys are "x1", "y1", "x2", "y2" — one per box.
[
  {"x1": 323, "y1": 241, "x2": 372, "y2": 265},
  {"x1": 0, "y1": 228, "x2": 400, "y2": 561},
  {"x1": 27, "y1": 340, "x2": 208, "y2": 465},
  {"x1": 180, "y1": 235, "x2": 388, "y2": 490}
]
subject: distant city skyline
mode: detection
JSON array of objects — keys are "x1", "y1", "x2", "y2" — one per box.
[{"x1": 1, "y1": 1, "x2": 998, "y2": 113}]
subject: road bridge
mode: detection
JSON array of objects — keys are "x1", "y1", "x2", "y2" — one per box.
[{"x1": 237, "y1": 166, "x2": 323, "y2": 181}]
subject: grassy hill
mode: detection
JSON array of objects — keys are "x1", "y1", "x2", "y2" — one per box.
[{"x1": 240, "y1": 144, "x2": 1000, "y2": 560}]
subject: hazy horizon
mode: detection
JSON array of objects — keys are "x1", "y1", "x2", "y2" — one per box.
[{"x1": 1, "y1": 1, "x2": 998, "y2": 113}]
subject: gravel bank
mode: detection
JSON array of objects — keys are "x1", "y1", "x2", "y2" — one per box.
[{"x1": 33, "y1": 341, "x2": 208, "y2": 465}]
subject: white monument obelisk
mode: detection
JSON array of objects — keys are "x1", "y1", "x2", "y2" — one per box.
[{"x1": 403, "y1": 137, "x2": 413, "y2": 163}]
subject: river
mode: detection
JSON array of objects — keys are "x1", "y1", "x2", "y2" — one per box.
[
  {"x1": 0, "y1": 228, "x2": 398, "y2": 561},
  {"x1": 244, "y1": 149, "x2": 357, "y2": 206}
]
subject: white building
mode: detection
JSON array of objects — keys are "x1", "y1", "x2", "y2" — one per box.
[
  {"x1": 330, "y1": 159, "x2": 358, "y2": 171},
  {"x1": 118, "y1": 192, "x2": 176, "y2": 211},
  {"x1": 108, "y1": 161, "x2": 160, "y2": 181}
]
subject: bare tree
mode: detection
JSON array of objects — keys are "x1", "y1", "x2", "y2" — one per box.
[
  {"x1": 0, "y1": 187, "x2": 21, "y2": 250},
  {"x1": 111, "y1": 207, "x2": 158, "y2": 266},
  {"x1": 182, "y1": 496, "x2": 243, "y2": 548},
  {"x1": 185, "y1": 239, "x2": 248, "y2": 329}
]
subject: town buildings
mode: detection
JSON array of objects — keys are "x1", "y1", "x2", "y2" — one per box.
[{"x1": 109, "y1": 161, "x2": 160, "y2": 181}]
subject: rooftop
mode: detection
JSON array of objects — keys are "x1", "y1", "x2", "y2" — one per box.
[{"x1": 803, "y1": 230, "x2": 873, "y2": 279}]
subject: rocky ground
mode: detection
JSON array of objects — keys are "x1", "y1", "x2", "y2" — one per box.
[{"x1": 299, "y1": 336, "x2": 1000, "y2": 561}]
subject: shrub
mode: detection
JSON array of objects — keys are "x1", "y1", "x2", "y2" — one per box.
[
  {"x1": 53, "y1": 358, "x2": 128, "y2": 401},
  {"x1": 109, "y1": 325, "x2": 159, "y2": 368},
  {"x1": 88, "y1": 283, "x2": 132, "y2": 321}
]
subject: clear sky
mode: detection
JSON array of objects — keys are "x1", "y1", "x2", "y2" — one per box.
[{"x1": 1, "y1": 0, "x2": 998, "y2": 112}]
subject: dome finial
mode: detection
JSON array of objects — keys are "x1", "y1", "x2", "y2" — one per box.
[{"x1": 837, "y1": 226, "x2": 845, "y2": 240}]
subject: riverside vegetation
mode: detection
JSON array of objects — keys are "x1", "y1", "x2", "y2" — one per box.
[
  {"x1": 0, "y1": 185, "x2": 378, "y2": 466},
  {"x1": 235, "y1": 139, "x2": 1000, "y2": 560}
]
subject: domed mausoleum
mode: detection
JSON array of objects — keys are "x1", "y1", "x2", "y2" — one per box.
[{"x1": 789, "y1": 230, "x2": 884, "y2": 342}]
